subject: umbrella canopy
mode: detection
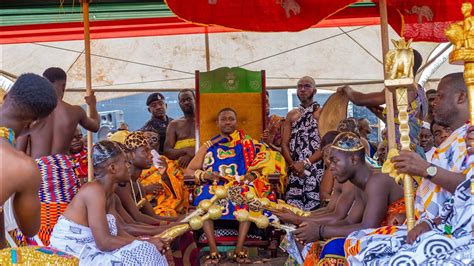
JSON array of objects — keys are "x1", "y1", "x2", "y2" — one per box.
[
  {"x1": 1, "y1": 1, "x2": 463, "y2": 105},
  {"x1": 165, "y1": 0, "x2": 357, "y2": 32}
]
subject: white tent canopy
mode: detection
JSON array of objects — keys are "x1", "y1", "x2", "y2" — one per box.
[{"x1": 2, "y1": 25, "x2": 462, "y2": 105}]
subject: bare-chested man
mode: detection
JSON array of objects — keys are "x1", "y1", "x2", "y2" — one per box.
[
  {"x1": 282, "y1": 76, "x2": 324, "y2": 211},
  {"x1": 16, "y1": 67, "x2": 100, "y2": 245},
  {"x1": 163, "y1": 89, "x2": 196, "y2": 168},
  {"x1": 0, "y1": 73, "x2": 57, "y2": 248},
  {"x1": 291, "y1": 132, "x2": 404, "y2": 264}
]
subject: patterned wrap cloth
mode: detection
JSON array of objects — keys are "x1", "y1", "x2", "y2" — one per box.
[
  {"x1": 140, "y1": 156, "x2": 190, "y2": 217},
  {"x1": 344, "y1": 124, "x2": 473, "y2": 265},
  {"x1": 193, "y1": 130, "x2": 281, "y2": 220},
  {"x1": 70, "y1": 148, "x2": 88, "y2": 182},
  {"x1": 383, "y1": 84, "x2": 428, "y2": 158},
  {"x1": 36, "y1": 154, "x2": 81, "y2": 246},
  {"x1": 50, "y1": 214, "x2": 168, "y2": 265},
  {"x1": 285, "y1": 102, "x2": 324, "y2": 211},
  {"x1": 300, "y1": 198, "x2": 406, "y2": 266}
]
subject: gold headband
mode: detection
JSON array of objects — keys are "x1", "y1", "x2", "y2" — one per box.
[{"x1": 331, "y1": 132, "x2": 365, "y2": 152}]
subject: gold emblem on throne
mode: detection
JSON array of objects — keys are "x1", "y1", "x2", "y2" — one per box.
[{"x1": 224, "y1": 71, "x2": 238, "y2": 91}]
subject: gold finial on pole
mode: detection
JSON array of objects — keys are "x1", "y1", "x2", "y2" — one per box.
[
  {"x1": 383, "y1": 38, "x2": 417, "y2": 230},
  {"x1": 445, "y1": 1, "x2": 474, "y2": 195}
]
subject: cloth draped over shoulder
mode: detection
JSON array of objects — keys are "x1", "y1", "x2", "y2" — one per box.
[
  {"x1": 344, "y1": 124, "x2": 473, "y2": 265},
  {"x1": 193, "y1": 130, "x2": 283, "y2": 220},
  {"x1": 139, "y1": 155, "x2": 190, "y2": 217},
  {"x1": 285, "y1": 102, "x2": 324, "y2": 211}
]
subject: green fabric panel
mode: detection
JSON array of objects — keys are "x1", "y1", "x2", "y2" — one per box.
[
  {"x1": 1, "y1": 2, "x2": 173, "y2": 26},
  {"x1": 199, "y1": 67, "x2": 262, "y2": 94}
]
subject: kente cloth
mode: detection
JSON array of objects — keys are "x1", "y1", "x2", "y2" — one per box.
[
  {"x1": 266, "y1": 114, "x2": 284, "y2": 148},
  {"x1": 303, "y1": 238, "x2": 348, "y2": 266},
  {"x1": 301, "y1": 198, "x2": 405, "y2": 265},
  {"x1": 415, "y1": 123, "x2": 472, "y2": 220},
  {"x1": 193, "y1": 130, "x2": 276, "y2": 220},
  {"x1": 344, "y1": 124, "x2": 473, "y2": 265},
  {"x1": 345, "y1": 176, "x2": 473, "y2": 265},
  {"x1": 70, "y1": 148, "x2": 88, "y2": 182},
  {"x1": 140, "y1": 116, "x2": 173, "y2": 153},
  {"x1": 174, "y1": 138, "x2": 196, "y2": 149},
  {"x1": 383, "y1": 85, "x2": 428, "y2": 158},
  {"x1": 0, "y1": 246, "x2": 78, "y2": 266},
  {"x1": 247, "y1": 149, "x2": 287, "y2": 195},
  {"x1": 286, "y1": 102, "x2": 324, "y2": 211},
  {"x1": 50, "y1": 214, "x2": 168, "y2": 265},
  {"x1": 139, "y1": 156, "x2": 190, "y2": 217},
  {"x1": 381, "y1": 197, "x2": 406, "y2": 227},
  {"x1": 36, "y1": 154, "x2": 81, "y2": 246}
]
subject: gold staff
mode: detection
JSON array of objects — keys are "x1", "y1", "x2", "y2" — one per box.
[{"x1": 383, "y1": 38, "x2": 417, "y2": 230}]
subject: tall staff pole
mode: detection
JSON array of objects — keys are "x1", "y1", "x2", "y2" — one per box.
[
  {"x1": 379, "y1": 0, "x2": 396, "y2": 150},
  {"x1": 82, "y1": 0, "x2": 94, "y2": 182},
  {"x1": 444, "y1": 2, "x2": 474, "y2": 195}
]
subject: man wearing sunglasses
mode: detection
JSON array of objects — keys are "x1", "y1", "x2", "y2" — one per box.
[{"x1": 281, "y1": 76, "x2": 324, "y2": 211}]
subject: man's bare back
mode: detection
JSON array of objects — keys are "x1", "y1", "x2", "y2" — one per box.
[{"x1": 19, "y1": 98, "x2": 99, "y2": 158}]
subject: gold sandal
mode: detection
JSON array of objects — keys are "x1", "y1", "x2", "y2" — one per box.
[
  {"x1": 233, "y1": 251, "x2": 251, "y2": 263},
  {"x1": 204, "y1": 252, "x2": 221, "y2": 264}
]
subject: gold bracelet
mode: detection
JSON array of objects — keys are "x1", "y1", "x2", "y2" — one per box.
[
  {"x1": 205, "y1": 140, "x2": 212, "y2": 148},
  {"x1": 194, "y1": 170, "x2": 204, "y2": 184}
]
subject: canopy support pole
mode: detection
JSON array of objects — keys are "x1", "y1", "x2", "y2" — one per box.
[
  {"x1": 379, "y1": 0, "x2": 396, "y2": 151},
  {"x1": 82, "y1": 0, "x2": 94, "y2": 182},
  {"x1": 205, "y1": 27, "x2": 211, "y2": 71}
]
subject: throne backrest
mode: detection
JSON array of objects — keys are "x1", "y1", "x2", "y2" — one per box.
[{"x1": 195, "y1": 67, "x2": 266, "y2": 146}]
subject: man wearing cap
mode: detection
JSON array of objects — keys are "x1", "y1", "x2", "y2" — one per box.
[{"x1": 141, "y1": 92, "x2": 173, "y2": 153}]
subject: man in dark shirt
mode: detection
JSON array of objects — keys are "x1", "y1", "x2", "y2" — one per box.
[{"x1": 140, "y1": 92, "x2": 173, "y2": 153}]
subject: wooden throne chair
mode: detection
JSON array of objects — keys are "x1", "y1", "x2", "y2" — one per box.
[{"x1": 188, "y1": 67, "x2": 281, "y2": 258}]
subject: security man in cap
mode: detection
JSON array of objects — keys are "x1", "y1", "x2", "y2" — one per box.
[{"x1": 140, "y1": 92, "x2": 173, "y2": 153}]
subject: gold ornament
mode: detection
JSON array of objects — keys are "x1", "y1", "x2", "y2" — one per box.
[
  {"x1": 384, "y1": 38, "x2": 416, "y2": 230},
  {"x1": 233, "y1": 209, "x2": 269, "y2": 229},
  {"x1": 180, "y1": 185, "x2": 227, "y2": 223},
  {"x1": 245, "y1": 192, "x2": 311, "y2": 217},
  {"x1": 158, "y1": 205, "x2": 223, "y2": 242},
  {"x1": 445, "y1": 2, "x2": 474, "y2": 195}
]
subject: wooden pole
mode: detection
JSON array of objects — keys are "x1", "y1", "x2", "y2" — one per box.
[
  {"x1": 379, "y1": 0, "x2": 396, "y2": 151},
  {"x1": 204, "y1": 27, "x2": 211, "y2": 71},
  {"x1": 82, "y1": 0, "x2": 94, "y2": 182}
]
